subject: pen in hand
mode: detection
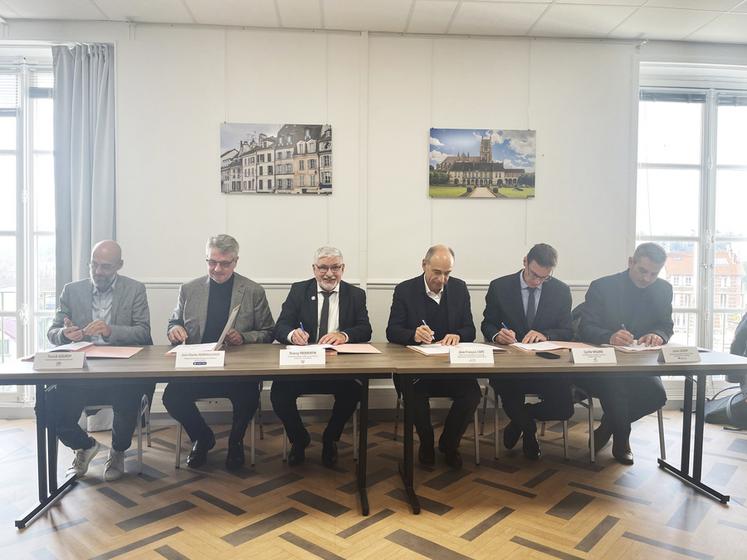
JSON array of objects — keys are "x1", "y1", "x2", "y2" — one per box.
[
  {"x1": 499, "y1": 322, "x2": 517, "y2": 344},
  {"x1": 420, "y1": 320, "x2": 434, "y2": 343}
]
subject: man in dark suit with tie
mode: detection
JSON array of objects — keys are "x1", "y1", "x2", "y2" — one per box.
[
  {"x1": 386, "y1": 245, "x2": 481, "y2": 469},
  {"x1": 272, "y1": 246, "x2": 372, "y2": 468},
  {"x1": 481, "y1": 243, "x2": 574, "y2": 459}
]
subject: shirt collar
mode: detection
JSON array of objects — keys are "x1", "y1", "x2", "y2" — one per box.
[{"x1": 519, "y1": 270, "x2": 541, "y2": 293}]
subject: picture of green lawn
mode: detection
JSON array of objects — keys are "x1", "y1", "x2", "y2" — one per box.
[{"x1": 429, "y1": 186, "x2": 468, "y2": 198}]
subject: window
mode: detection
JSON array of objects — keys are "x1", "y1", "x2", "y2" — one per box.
[
  {"x1": 267, "y1": 153, "x2": 272, "y2": 162},
  {"x1": 637, "y1": 87, "x2": 747, "y2": 351},
  {"x1": 309, "y1": 159, "x2": 316, "y2": 170},
  {"x1": 0, "y1": 55, "x2": 55, "y2": 401},
  {"x1": 299, "y1": 160, "x2": 304, "y2": 171}
]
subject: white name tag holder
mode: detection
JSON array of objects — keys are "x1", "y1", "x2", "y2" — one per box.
[
  {"x1": 658, "y1": 346, "x2": 700, "y2": 364},
  {"x1": 34, "y1": 351, "x2": 86, "y2": 370},
  {"x1": 280, "y1": 347, "x2": 326, "y2": 366},
  {"x1": 449, "y1": 346, "x2": 494, "y2": 364},
  {"x1": 174, "y1": 350, "x2": 225, "y2": 368},
  {"x1": 571, "y1": 347, "x2": 617, "y2": 364}
]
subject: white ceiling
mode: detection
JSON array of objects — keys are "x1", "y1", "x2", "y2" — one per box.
[{"x1": 0, "y1": 0, "x2": 746, "y2": 45}]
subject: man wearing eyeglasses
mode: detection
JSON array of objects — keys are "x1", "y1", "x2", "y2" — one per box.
[
  {"x1": 47, "y1": 240, "x2": 153, "y2": 482},
  {"x1": 386, "y1": 245, "x2": 481, "y2": 469},
  {"x1": 271, "y1": 246, "x2": 372, "y2": 468},
  {"x1": 481, "y1": 243, "x2": 574, "y2": 459},
  {"x1": 576, "y1": 242, "x2": 671, "y2": 465},
  {"x1": 163, "y1": 234, "x2": 274, "y2": 470}
]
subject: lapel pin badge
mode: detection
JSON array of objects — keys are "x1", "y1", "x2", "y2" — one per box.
[{"x1": 311, "y1": 295, "x2": 316, "y2": 301}]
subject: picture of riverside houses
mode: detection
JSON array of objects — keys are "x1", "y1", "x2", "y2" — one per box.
[
  {"x1": 221, "y1": 123, "x2": 332, "y2": 195},
  {"x1": 429, "y1": 128, "x2": 536, "y2": 199}
]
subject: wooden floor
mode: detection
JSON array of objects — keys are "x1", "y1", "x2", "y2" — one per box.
[{"x1": 1, "y1": 411, "x2": 747, "y2": 560}]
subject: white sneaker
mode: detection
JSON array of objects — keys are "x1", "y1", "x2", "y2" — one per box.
[
  {"x1": 104, "y1": 449, "x2": 125, "y2": 482},
  {"x1": 66, "y1": 439, "x2": 101, "y2": 478}
]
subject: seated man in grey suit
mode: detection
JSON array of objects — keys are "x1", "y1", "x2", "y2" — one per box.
[
  {"x1": 47, "y1": 240, "x2": 153, "y2": 481},
  {"x1": 271, "y1": 246, "x2": 372, "y2": 468},
  {"x1": 163, "y1": 234, "x2": 274, "y2": 470}
]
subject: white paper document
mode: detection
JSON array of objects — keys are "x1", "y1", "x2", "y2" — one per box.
[
  {"x1": 511, "y1": 341, "x2": 566, "y2": 352},
  {"x1": 51, "y1": 341, "x2": 94, "y2": 352},
  {"x1": 614, "y1": 343, "x2": 664, "y2": 353},
  {"x1": 167, "y1": 304, "x2": 242, "y2": 355},
  {"x1": 408, "y1": 343, "x2": 505, "y2": 356}
]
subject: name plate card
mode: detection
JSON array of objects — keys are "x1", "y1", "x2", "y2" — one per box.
[
  {"x1": 449, "y1": 346, "x2": 494, "y2": 364},
  {"x1": 280, "y1": 347, "x2": 326, "y2": 366},
  {"x1": 571, "y1": 347, "x2": 617, "y2": 364},
  {"x1": 658, "y1": 346, "x2": 700, "y2": 364},
  {"x1": 175, "y1": 350, "x2": 225, "y2": 368},
  {"x1": 34, "y1": 351, "x2": 86, "y2": 370}
]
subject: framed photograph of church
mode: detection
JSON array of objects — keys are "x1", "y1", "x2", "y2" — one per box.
[
  {"x1": 220, "y1": 123, "x2": 332, "y2": 195},
  {"x1": 429, "y1": 128, "x2": 536, "y2": 199}
]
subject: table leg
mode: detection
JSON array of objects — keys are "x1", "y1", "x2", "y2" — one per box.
[
  {"x1": 398, "y1": 375, "x2": 420, "y2": 514},
  {"x1": 356, "y1": 377, "x2": 370, "y2": 516},
  {"x1": 657, "y1": 373, "x2": 729, "y2": 504},
  {"x1": 15, "y1": 384, "x2": 78, "y2": 529}
]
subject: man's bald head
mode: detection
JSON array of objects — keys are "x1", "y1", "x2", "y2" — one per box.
[{"x1": 90, "y1": 240, "x2": 123, "y2": 289}]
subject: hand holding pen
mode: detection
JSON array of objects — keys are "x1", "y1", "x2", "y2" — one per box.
[
  {"x1": 291, "y1": 322, "x2": 310, "y2": 345},
  {"x1": 414, "y1": 320, "x2": 435, "y2": 344},
  {"x1": 495, "y1": 321, "x2": 517, "y2": 345},
  {"x1": 610, "y1": 323, "x2": 635, "y2": 346}
]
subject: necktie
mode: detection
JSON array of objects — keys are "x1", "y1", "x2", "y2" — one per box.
[
  {"x1": 318, "y1": 291, "x2": 332, "y2": 339},
  {"x1": 526, "y1": 287, "x2": 537, "y2": 328}
]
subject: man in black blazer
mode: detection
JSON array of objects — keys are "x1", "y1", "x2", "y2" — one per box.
[
  {"x1": 272, "y1": 246, "x2": 372, "y2": 468},
  {"x1": 386, "y1": 245, "x2": 481, "y2": 469},
  {"x1": 577, "y1": 242, "x2": 671, "y2": 465},
  {"x1": 481, "y1": 243, "x2": 574, "y2": 459}
]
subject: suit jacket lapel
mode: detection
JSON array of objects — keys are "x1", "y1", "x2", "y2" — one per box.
[
  {"x1": 534, "y1": 278, "x2": 550, "y2": 324},
  {"x1": 196, "y1": 277, "x2": 210, "y2": 338},
  {"x1": 305, "y1": 281, "x2": 319, "y2": 342},
  {"x1": 339, "y1": 281, "x2": 349, "y2": 330},
  {"x1": 511, "y1": 272, "x2": 528, "y2": 332},
  {"x1": 110, "y1": 277, "x2": 122, "y2": 325},
  {"x1": 229, "y1": 274, "x2": 245, "y2": 315},
  {"x1": 415, "y1": 275, "x2": 427, "y2": 327},
  {"x1": 83, "y1": 280, "x2": 94, "y2": 327}
]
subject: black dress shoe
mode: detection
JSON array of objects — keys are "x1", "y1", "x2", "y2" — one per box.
[
  {"x1": 503, "y1": 421, "x2": 522, "y2": 450},
  {"x1": 612, "y1": 439, "x2": 634, "y2": 465},
  {"x1": 443, "y1": 449, "x2": 463, "y2": 469},
  {"x1": 288, "y1": 431, "x2": 311, "y2": 466},
  {"x1": 522, "y1": 433, "x2": 541, "y2": 460},
  {"x1": 592, "y1": 422, "x2": 613, "y2": 453},
  {"x1": 225, "y1": 442, "x2": 245, "y2": 471},
  {"x1": 418, "y1": 443, "x2": 435, "y2": 466},
  {"x1": 186, "y1": 431, "x2": 216, "y2": 468},
  {"x1": 321, "y1": 439, "x2": 338, "y2": 469}
]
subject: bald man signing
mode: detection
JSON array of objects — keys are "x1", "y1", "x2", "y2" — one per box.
[
  {"x1": 386, "y1": 245, "x2": 481, "y2": 469},
  {"x1": 47, "y1": 240, "x2": 153, "y2": 482}
]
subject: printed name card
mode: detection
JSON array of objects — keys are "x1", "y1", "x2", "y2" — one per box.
[
  {"x1": 174, "y1": 350, "x2": 225, "y2": 368},
  {"x1": 449, "y1": 346, "x2": 494, "y2": 364},
  {"x1": 571, "y1": 347, "x2": 617, "y2": 364},
  {"x1": 280, "y1": 347, "x2": 326, "y2": 366},
  {"x1": 658, "y1": 346, "x2": 700, "y2": 364},
  {"x1": 34, "y1": 351, "x2": 86, "y2": 370}
]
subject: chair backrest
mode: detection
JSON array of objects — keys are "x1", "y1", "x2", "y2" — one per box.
[{"x1": 571, "y1": 302, "x2": 585, "y2": 342}]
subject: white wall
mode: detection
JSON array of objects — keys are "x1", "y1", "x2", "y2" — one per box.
[{"x1": 6, "y1": 22, "x2": 641, "y2": 344}]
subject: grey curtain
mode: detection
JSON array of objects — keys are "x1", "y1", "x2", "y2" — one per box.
[{"x1": 53, "y1": 43, "x2": 116, "y2": 295}]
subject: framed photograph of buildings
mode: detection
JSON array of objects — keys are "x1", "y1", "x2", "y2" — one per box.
[
  {"x1": 221, "y1": 123, "x2": 332, "y2": 195},
  {"x1": 429, "y1": 128, "x2": 536, "y2": 199}
]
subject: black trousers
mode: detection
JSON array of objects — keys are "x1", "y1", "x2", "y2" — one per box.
[
  {"x1": 409, "y1": 378, "x2": 482, "y2": 452},
  {"x1": 45, "y1": 381, "x2": 155, "y2": 452},
  {"x1": 578, "y1": 376, "x2": 667, "y2": 439},
  {"x1": 162, "y1": 381, "x2": 260, "y2": 445},
  {"x1": 270, "y1": 379, "x2": 361, "y2": 444},
  {"x1": 490, "y1": 378, "x2": 574, "y2": 432}
]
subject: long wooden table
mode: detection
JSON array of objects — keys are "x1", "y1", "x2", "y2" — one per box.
[{"x1": 1, "y1": 344, "x2": 746, "y2": 526}]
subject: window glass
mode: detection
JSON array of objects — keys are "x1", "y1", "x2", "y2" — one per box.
[{"x1": 638, "y1": 100, "x2": 702, "y2": 165}]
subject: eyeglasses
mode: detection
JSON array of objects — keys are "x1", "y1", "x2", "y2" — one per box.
[
  {"x1": 89, "y1": 261, "x2": 118, "y2": 272},
  {"x1": 314, "y1": 264, "x2": 344, "y2": 273},
  {"x1": 525, "y1": 267, "x2": 552, "y2": 282},
  {"x1": 206, "y1": 259, "x2": 236, "y2": 268}
]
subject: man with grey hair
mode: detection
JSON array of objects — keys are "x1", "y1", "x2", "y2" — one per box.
[
  {"x1": 577, "y1": 242, "x2": 672, "y2": 465},
  {"x1": 47, "y1": 240, "x2": 153, "y2": 482},
  {"x1": 386, "y1": 244, "x2": 481, "y2": 469},
  {"x1": 271, "y1": 246, "x2": 372, "y2": 468},
  {"x1": 163, "y1": 234, "x2": 274, "y2": 470}
]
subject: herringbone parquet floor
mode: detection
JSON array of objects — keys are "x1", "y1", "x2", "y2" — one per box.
[{"x1": 1, "y1": 410, "x2": 746, "y2": 560}]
